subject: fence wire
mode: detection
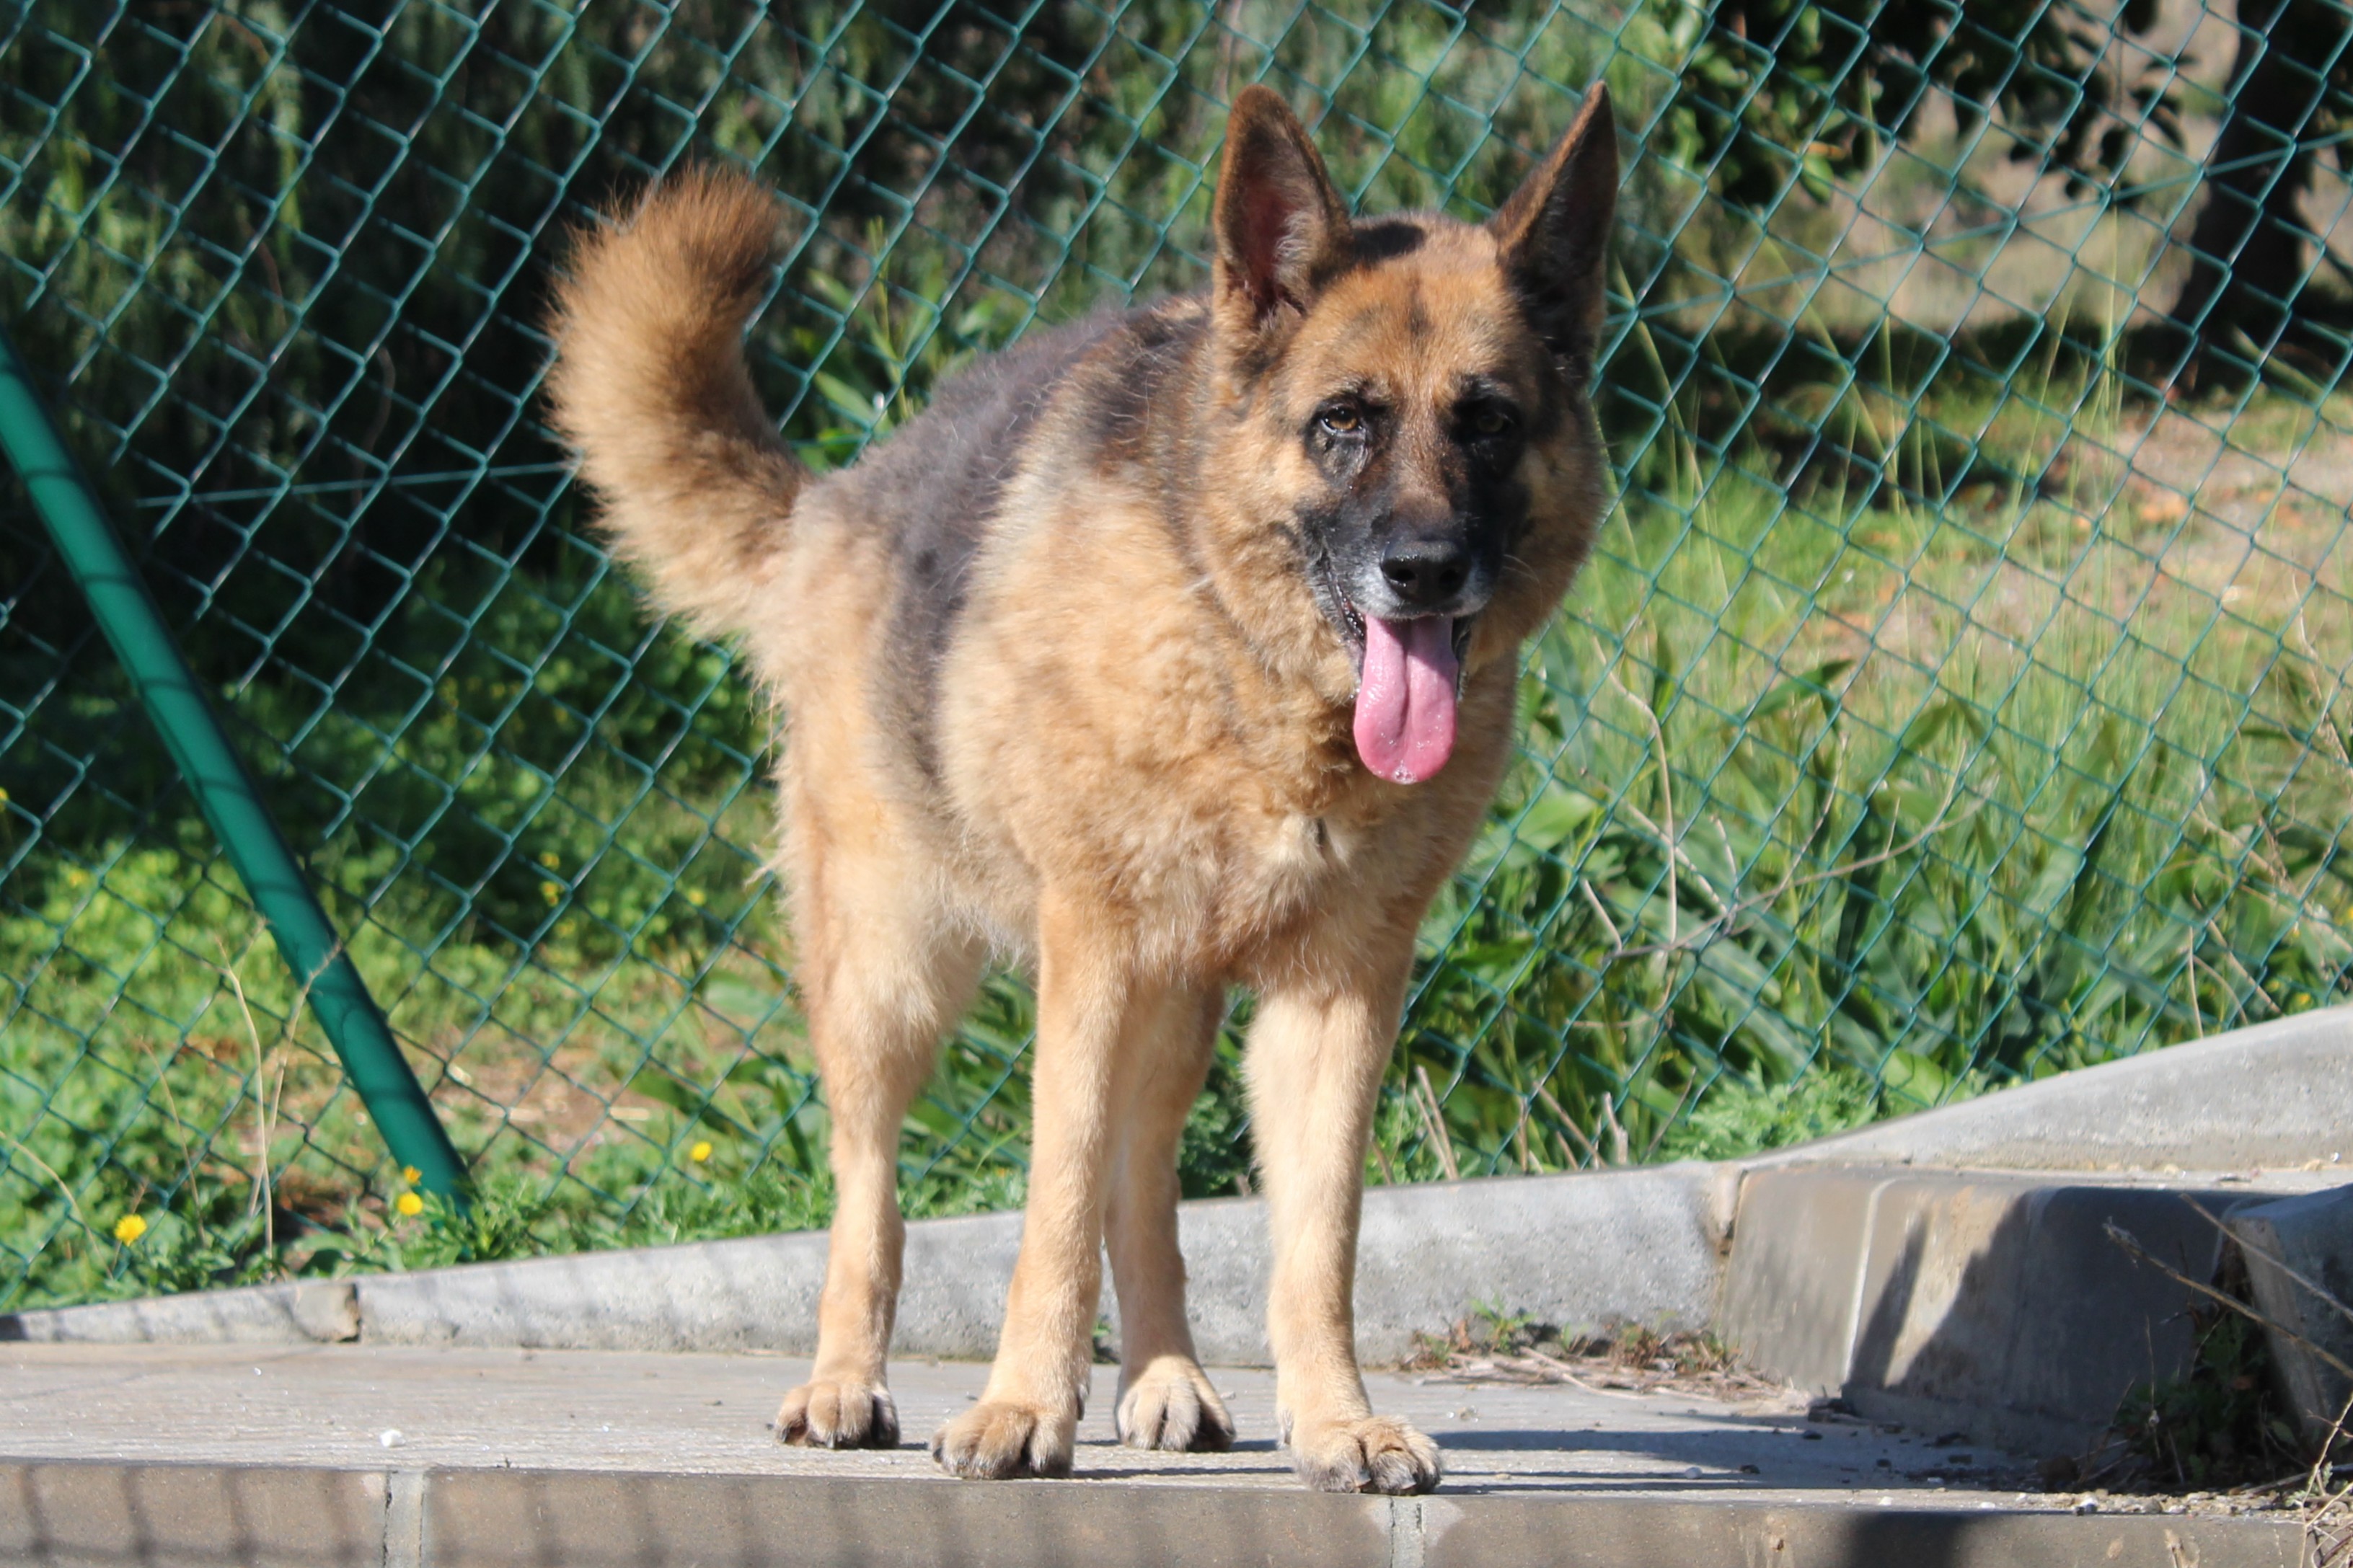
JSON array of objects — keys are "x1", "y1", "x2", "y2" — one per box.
[{"x1": 3, "y1": 0, "x2": 2350, "y2": 1307}]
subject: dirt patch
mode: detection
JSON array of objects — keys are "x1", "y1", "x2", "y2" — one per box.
[
  {"x1": 2115, "y1": 400, "x2": 2353, "y2": 526},
  {"x1": 1775, "y1": 391, "x2": 2353, "y2": 714},
  {"x1": 1403, "y1": 1316, "x2": 1790, "y2": 1406},
  {"x1": 2067, "y1": 400, "x2": 2353, "y2": 630}
]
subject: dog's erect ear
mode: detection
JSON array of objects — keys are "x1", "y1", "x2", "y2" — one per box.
[
  {"x1": 1212, "y1": 85, "x2": 1354, "y2": 339},
  {"x1": 1489, "y1": 85, "x2": 1617, "y2": 375}
]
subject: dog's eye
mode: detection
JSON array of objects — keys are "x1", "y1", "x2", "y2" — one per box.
[
  {"x1": 1467, "y1": 404, "x2": 1514, "y2": 438},
  {"x1": 1317, "y1": 404, "x2": 1364, "y2": 436}
]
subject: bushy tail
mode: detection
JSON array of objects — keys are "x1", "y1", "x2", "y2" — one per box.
[{"x1": 546, "y1": 168, "x2": 804, "y2": 639}]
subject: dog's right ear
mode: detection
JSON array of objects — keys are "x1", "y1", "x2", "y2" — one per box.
[{"x1": 1212, "y1": 86, "x2": 1354, "y2": 345}]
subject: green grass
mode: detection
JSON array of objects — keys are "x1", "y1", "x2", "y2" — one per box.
[{"x1": 12, "y1": 366, "x2": 2349, "y2": 1309}]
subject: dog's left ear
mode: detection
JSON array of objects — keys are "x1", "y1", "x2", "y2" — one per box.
[
  {"x1": 1489, "y1": 85, "x2": 1617, "y2": 376},
  {"x1": 1212, "y1": 85, "x2": 1354, "y2": 340}
]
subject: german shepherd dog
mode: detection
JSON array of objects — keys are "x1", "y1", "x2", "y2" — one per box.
[{"x1": 548, "y1": 84, "x2": 1615, "y2": 1495}]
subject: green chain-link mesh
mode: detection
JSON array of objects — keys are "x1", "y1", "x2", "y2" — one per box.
[{"x1": 4, "y1": 0, "x2": 2349, "y2": 1307}]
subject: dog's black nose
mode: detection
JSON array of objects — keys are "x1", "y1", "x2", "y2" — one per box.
[{"x1": 1379, "y1": 538, "x2": 1472, "y2": 609}]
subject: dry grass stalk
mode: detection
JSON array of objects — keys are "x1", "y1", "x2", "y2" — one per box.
[
  {"x1": 2299, "y1": 1391, "x2": 2352, "y2": 1568},
  {"x1": 1406, "y1": 1317, "x2": 1778, "y2": 1404},
  {"x1": 1410, "y1": 1065, "x2": 1460, "y2": 1182},
  {"x1": 219, "y1": 957, "x2": 288, "y2": 1252},
  {"x1": 2103, "y1": 1221, "x2": 2353, "y2": 1386},
  {"x1": 1599, "y1": 1091, "x2": 1630, "y2": 1165},
  {"x1": 1534, "y1": 1084, "x2": 1601, "y2": 1171}
]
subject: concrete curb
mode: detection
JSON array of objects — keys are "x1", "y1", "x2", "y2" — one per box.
[
  {"x1": 1750, "y1": 1004, "x2": 2353, "y2": 1174},
  {"x1": 1, "y1": 1165, "x2": 1729, "y2": 1364},
  {"x1": 1718, "y1": 1167, "x2": 2331, "y2": 1454},
  {"x1": 2228, "y1": 1184, "x2": 2353, "y2": 1443},
  {"x1": 0, "y1": 1458, "x2": 2307, "y2": 1568}
]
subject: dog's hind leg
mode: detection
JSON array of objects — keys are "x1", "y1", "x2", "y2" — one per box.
[
  {"x1": 774, "y1": 828, "x2": 982, "y2": 1450},
  {"x1": 1245, "y1": 939, "x2": 1443, "y2": 1495},
  {"x1": 1104, "y1": 985, "x2": 1235, "y2": 1452}
]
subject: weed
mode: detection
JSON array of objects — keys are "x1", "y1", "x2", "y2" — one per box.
[
  {"x1": 2111, "y1": 1308, "x2": 2306, "y2": 1491},
  {"x1": 2078, "y1": 1247, "x2": 2313, "y2": 1493},
  {"x1": 1656, "y1": 1068, "x2": 1889, "y2": 1161}
]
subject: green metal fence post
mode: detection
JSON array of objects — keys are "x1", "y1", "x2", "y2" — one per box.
[{"x1": 0, "y1": 323, "x2": 468, "y2": 1204}]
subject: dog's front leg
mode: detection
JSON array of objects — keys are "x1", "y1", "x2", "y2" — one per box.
[
  {"x1": 1105, "y1": 985, "x2": 1234, "y2": 1452},
  {"x1": 931, "y1": 890, "x2": 1152, "y2": 1479},
  {"x1": 1246, "y1": 950, "x2": 1443, "y2": 1495}
]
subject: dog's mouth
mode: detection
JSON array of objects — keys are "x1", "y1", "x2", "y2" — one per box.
[{"x1": 1312, "y1": 552, "x2": 1470, "y2": 787}]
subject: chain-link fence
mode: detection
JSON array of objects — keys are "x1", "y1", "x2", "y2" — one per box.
[{"x1": 3, "y1": 0, "x2": 2349, "y2": 1309}]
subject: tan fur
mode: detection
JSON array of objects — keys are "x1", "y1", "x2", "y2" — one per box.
[
  {"x1": 550, "y1": 87, "x2": 1617, "y2": 1495},
  {"x1": 545, "y1": 169, "x2": 804, "y2": 639}
]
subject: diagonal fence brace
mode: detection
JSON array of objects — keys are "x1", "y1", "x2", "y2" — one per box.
[{"x1": 0, "y1": 323, "x2": 467, "y2": 1205}]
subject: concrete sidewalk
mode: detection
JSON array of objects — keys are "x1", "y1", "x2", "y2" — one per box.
[{"x1": 0, "y1": 1343, "x2": 2309, "y2": 1567}]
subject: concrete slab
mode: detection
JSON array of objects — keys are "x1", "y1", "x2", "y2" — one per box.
[
  {"x1": 1721, "y1": 1167, "x2": 2304, "y2": 1456},
  {"x1": 2228, "y1": 1182, "x2": 2353, "y2": 1442},
  {"x1": 0, "y1": 1461, "x2": 387, "y2": 1568},
  {"x1": 0, "y1": 1345, "x2": 2305, "y2": 1567},
  {"x1": 0, "y1": 1457, "x2": 2301, "y2": 1568},
  {"x1": 0, "y1": 1342, "x2": 1912, "y2": 1490}
]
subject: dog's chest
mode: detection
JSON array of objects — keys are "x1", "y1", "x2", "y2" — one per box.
[
  {"x1": 1175, "y1": 795, "x2": 1389, "y2": 958},
  {"x1": 1252, "y1": 809, "x2": 1343, "y2": 907}
]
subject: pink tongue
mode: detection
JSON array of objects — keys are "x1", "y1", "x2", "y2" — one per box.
[{"x1": 1354, "y1": 616, "x2": 1459, "y2": 784}]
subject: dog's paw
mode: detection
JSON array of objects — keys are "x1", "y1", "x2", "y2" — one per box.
[
  {"x1": 1115, "y1": 1355, "x2": 1235, "y2": 1452},
  {"x1": 930, "y1": 1399, "x2": 1076, "y2": 1479},
  {"x1": 1285, "y1": 1414, "x2": 1442, "y2": 1494},
  {"x1": 774, "y1": 1378, "x2": 899, "y2": 1449}
]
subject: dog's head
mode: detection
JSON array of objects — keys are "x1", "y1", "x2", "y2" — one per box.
[{"x1": 1200, "y1": 84, "x2": 1616, "y2": 785}]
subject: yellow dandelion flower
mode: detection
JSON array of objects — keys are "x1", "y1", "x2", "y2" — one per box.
[
  {"x1": 112, "y1": 1213, "x2": 148, "y2": 1245},
  {"x1": 689, "y1": 1140, "x2": 713, "y2": 1164},
  {"x1": 541, "y1": 880, "x2": 562, "y2": 905},
  {"x1": 401, "y1": 1166, "x2": 422, "y2": 1184},
  {"x1": 395, "y1": 1191, "x2": 425, "y2": 1218},
  {"x1": 686, "y1": 887, "x2": 707, "y2": 906}
]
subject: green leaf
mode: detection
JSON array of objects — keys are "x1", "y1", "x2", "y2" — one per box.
[
  {"x1": 811, "y1": 370, "x2": 881, "y2": 426},
  {"x1": 1880, "y1": 1050, "x2": 1951, "y2": 1105},
  {"x1": 1512, "y1": 784, "x2": 1602, "y2": 855},
  {"x1": 1748, "y1": 658, "x2": 1855, "y2": 723}
]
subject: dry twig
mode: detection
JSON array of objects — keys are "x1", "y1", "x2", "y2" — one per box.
[
  {"x1": 2103, "y1": 1221, "x2": 2353, "y2": 1385},
  {"x1": 1411, "y1": 1065, "x2": 1460, "y2": 1181}
]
